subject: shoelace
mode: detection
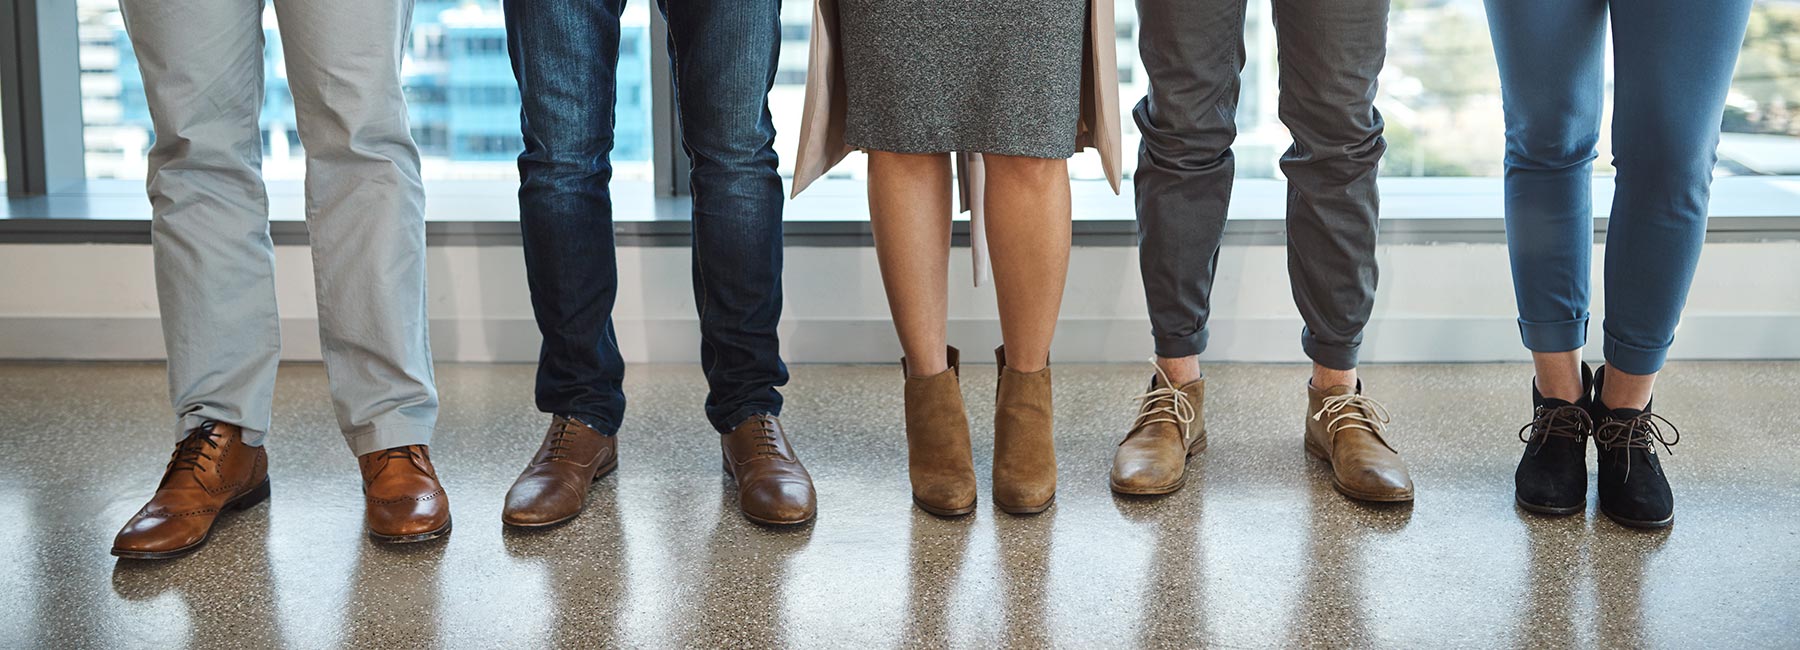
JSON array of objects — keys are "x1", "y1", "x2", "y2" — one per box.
[
  {"x1": 1129, "y1": 361, "x2": 1196, "y2": 443},
  {"x1": 544, "y1": 419, "x2": 578, "y2": 462},
  {"x1": 1311, "y1": 392, "x2": 1393, "y2": 442},
  {"x1": 747, "y1": 415, "x2": 784, "y2": 459},
  {"x1": 1594, "y1": 411, "x2": 1679, "y2": 480},
  {"x1": 164, "y1": 421, "x2": 224, "y2": 481},
  {"x1": 1517, "y1": 404, "x2": 1593, "y2": 455},
  {"x1": 378, "y1": 445, "x2": 422, "y2": 463}
]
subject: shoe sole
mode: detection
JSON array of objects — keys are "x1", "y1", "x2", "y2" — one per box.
[
  {"x1": 1109, "y1": 435, "x2": 1209, "y2": 496},
  {"x1": 111, "y1": 478, "x2": 272, "y2": 560},
  {"x1": 995, "y1": 493, "x2": 1055, "y2": 515},
  {"x1": 722, "y1": 459, "x2": 817, "y2": 526},
  {"x1": 1515, "y1": 494, "x2": 1585, "y2": 516},
  {"x1": 500, "y1": 455, "x2": 621, "y2": 529},
  {"x1": 369, "y1": 515, "x2": 452, "y2": 544},
  {"x1": 1304, "y1": 439, "x2": 1415, "y2": 503},
  {"x1": 913, "y1": 496, "x2": 976, "y2": 518},
  {"x1": 1602, "y1": 508, "x2": 1674, "y2": 529}
]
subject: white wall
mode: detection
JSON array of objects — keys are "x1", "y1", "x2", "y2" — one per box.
[{"x1": 2, "y1": 241, "x2": 1797, "y2": 363}]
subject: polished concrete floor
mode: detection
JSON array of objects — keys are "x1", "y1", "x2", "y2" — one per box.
[{"x1": 0, "y1": 361, "x2": 1795, "y2": 648}]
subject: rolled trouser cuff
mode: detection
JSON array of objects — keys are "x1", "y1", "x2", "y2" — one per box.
[
  {"x1": 1301, "y1": 332, "x2": 1360, "y2": 371},
  {"x1": 1602, "y1": 332, "x2": 1670, "y2": 376},
  {"x1": 1518, "y1": 316, "x2": 1588, "y2": 354},
  {"x1": 1153, "y1": 327, "x2": 1209, "y2": 361}
]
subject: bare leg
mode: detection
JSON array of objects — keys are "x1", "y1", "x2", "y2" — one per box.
[
  {"x1": 982, "y1": 154, "x2": 1071, "y2": 373},
  {"x1": 1532, "y1": 350, "x2": 1587, "y2": 402},
  {"x1": 1599, "y1": 366, "x2": 1656, "y2": 410},
  {"x1": 1155, "y1": 355, "x2": 1203, "y2": 385},
  {"x1": 868, "y1": 150, "x2": 955, "y2": 378},
  {"x1": 1311, "y1": 364, "x2": 1357, "y2": 390}
]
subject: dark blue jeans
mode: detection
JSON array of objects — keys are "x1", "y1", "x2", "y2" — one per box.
[
  {"x1": 1485, "y1": 0, "x2": 1752, "y2": 375},
  {"x1": 506, "y1": 0, "x2": 787, "y2": 435}
]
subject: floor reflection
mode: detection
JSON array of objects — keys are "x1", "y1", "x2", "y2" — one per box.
[
  {"x1": 902, "y1": 511, "x2": 974, "y2": 643},
  {"x1": 344, "y1": 536, "x2": 445, "y2": 648},
  {"x1": 1287, "y1": 480, "x2": 1412, "y2": 647},
  {"x1": 0, "y1": 361, "x2": 1793, "y2": 647},
  {"x1": 1592, "y1": 523, "x2": 1669, "y2": 647},
  {"x1": 1515, "y1": 509, "x2": 1583, "y2": 647},
  {"x1": 109, "y1": 500, "x2": 278, "y2": 647},
  {"x1": 994, "y1": 509, "x2": 1054, "y2": 647},
  {"x1": 501, "y1": 482, "x2": 625, "y2": 648},
  {"x1": 1114, "y1": 488, "x2": 1208, "y2": 646}
]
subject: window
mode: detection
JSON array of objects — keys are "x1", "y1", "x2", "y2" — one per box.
[
  {"x1": 37, "y1": 0, "x2": 1800, "y2": 216},
  {"x1": 771, "y1": 0, "x2": 1800, "y2": 183},
  {"x1": 74, "y1": 0, "x2": 654, "y2": 182}
]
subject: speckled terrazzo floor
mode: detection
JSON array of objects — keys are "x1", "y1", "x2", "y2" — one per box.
[{"x1": 0, "y1": 361, "x2": 1795, "y2": 649}]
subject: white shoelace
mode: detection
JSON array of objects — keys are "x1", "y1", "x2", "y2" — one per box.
[
  {"x1": 1311, "y1": 392, "x2": 1393, "y2": 444},
  {"x1": 1131, "y1": 361, "x2": 1196, "y2": 442}
]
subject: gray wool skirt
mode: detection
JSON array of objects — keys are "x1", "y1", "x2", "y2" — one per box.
[{"x1": 837, "y1": 0, "x2": 1087, "y2": 159}]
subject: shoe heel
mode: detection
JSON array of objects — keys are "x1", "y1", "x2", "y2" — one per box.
[{"x1": 228, "y1": 478, "x2": 272, "y2": 511}]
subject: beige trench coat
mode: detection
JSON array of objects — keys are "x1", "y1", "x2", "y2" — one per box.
[{"x1": 789, "y1": 0, "x2": 1123, "y2": 285}]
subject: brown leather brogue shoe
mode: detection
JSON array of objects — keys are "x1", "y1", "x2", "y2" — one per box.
[
  {"x1": 359, "y1": 445, "x2": 452, "y2": 543},
  {"x1": 503, "y1": 416, "x2": 618, "y2": 528},
  {"x1": 112, "y1": 422, "x2": 270, "y2": 559},
  {"x1": 993, "y1": 346, "x2": 1056, "y2": 514},
  {"x1": 1110, "y1": 367, "x2": 1206, "y2": 495},
  {"x1": 722, "y1": 415, "x2": 816, "y2": 525},
  {"x1": 904, "y1": 347, "x2": 978, "y2": 516},
  {"x1": 1305, "y1": 382, "x2": 1414, "y2": 502}
]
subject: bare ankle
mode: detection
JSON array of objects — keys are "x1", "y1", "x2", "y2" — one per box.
[
  {"x1": 1599, "y1": 366, "x2": 1656, "y2": 411},
  {"x1": 1155, "y1": 355, "x2": 1202, "y2": 385},
  {"x1": 904, "y1": 352, "x2": 950, "y2": 378},
  {"x1": 1531, "y1": 351, "x2": 1586, "y2": 402},
  {"x1": 1311, "y1": 365, "x2": 1357, "y2": 390}
]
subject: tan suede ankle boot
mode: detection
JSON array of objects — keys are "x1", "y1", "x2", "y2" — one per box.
[
  {"x1": 992, "y1": 346, "x2": 1056, "y2": 514},
  {"x1": 903, "y1": 347, "x2": 978, "y2": 516}
]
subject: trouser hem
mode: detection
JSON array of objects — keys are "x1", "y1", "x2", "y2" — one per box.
[
  {"x1": 716, "y1": 404, "x2": 782, "y2": 435},
  {"x1": 344, "y1": 423, "x2": 436, "y2": 458},
  {"x1": 1301, "y1": 336, "x2": 1361, "y2": 371},
  {"x1": 1152, "y1": 328, "x2": 1209, "y2": 361},
  {"x1": 176, "y1": 412, "x2": 268, "y2": 448},
  {"x1": 1518, "y1": 316, "x2": 1589, "y2": 354},
  {"x1": 1602, "y1": 333, "x2": 1670, "y2": 376},
  {"x1": 560, "y1": 413, "x2": 621, "y2": 437}
]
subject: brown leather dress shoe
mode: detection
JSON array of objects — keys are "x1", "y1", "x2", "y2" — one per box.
[
  {"x1": 722, "y1": 415, "x2": 817, "y2": 525},
  {"x1": 993, "y1": 347, "x2": 1056, "y2": 514},
  {"x1": 112, "y1": 422, "x2": 270, "y2": 559},
  {"x1": 904, "y1": 347, "x2": 978, "y2": 517},
  {"x1": 1110, "y1": 368, "x2": 1206, "y2": 495},
  {"x1": 1305, "y1": 382, "x2": 1414, "y2": 502},
  {"x1": 503, "y1": 416, "x2": 618, "y2": 528},
  {"x1": 359, "y1": 445, "x2": 452, "y2": 543}
]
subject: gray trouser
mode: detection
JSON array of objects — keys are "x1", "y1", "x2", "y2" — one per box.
[
  {"x1": 1134, "y1": 0, "x2": 1389, "y2": 370},
  {"x1": 120, "y1": 0, "x2": 437, "y2": 456}
]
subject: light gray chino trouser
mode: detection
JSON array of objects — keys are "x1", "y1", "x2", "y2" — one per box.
[{"x1": 120, "y1": 0, "x2": 437, "y2": 456}]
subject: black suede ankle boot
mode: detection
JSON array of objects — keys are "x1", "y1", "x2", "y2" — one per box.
[
  {"x1": 1514, "y1": 363, "x2": 1594, "y2": 515},
  {"x1": 1592, "y1": 366, "x2": 1679, "y2": 529}
]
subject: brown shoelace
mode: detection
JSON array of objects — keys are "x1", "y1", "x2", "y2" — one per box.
[
  {"x1": 544, "y1": 419, "x2": 580, "y2": 462},
  {"x1": 746, "y1": 415, "x2": 784, "y2": 459},
  {"x1": 377, "y1": 445, "x2": 424, "y2": 463},
  {"x1": 1518, "y1": 404, "x2": 1593, "y2": 454},
  {"x1": 1594, "y1": 411, "x2": 1680, "y2": 479}
]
